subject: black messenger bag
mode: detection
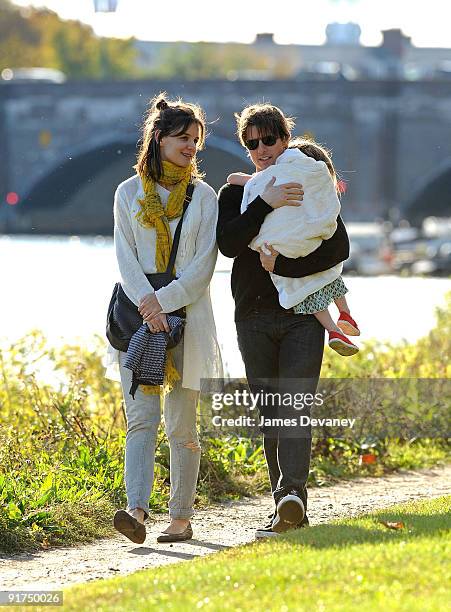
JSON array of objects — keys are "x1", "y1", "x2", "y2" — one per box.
[{"x1": 106, "y1": 183, "x2": 194, "y2": 352}]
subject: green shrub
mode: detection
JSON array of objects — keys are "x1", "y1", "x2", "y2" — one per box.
[{"x1": 0, "y1": 295, "x2": 449, "y2": 552}]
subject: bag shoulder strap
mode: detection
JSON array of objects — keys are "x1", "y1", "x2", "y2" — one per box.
[{"x1": 165, "y1": 182, "x2": 194, "y2": 274}]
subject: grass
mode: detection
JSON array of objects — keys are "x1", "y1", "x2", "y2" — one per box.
[
  {"x1": 48, "y1": 496, "x2": 451, "y2": 612},
  {"x1": 309, "y1": 438, "x2": 449, "y2": 485},
  {"x1": 1, "y1": 295, "x2": 450, "y2": 553}
]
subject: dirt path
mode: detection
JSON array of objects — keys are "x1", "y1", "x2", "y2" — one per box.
[{"x1": 1, "y1": 466, "x2": 449, "y2": 590}]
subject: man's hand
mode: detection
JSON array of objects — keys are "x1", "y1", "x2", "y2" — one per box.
[
  {"x1": 146, "y1": 313, "x2": 170, "y2": 333},
  {"x1": 258, "y1": 243, "x2": 280, "y2": 272},
  {"x1": 139, "y1": 293, "x2": 162, "y2": 320},
  {"x1": 261, "y1": 177, "x2": 304, "y2": 209}
]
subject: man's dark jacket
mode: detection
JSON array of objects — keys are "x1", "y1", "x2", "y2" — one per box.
[{"x1": 216, "y1": 183, "x2": 350, "y2": 321}]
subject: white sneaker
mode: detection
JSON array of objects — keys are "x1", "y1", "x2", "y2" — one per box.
[
  {"x1": 255, "y1": 526, "x2": 280, "y2": 538},
  {"x1": 272, "y1": 491, "x2": 305, "y2": 534}
]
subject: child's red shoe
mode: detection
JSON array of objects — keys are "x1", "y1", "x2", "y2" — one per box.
[
  {"x1": 337, "y1": 311, "x2": 360, "y2": 336},
  {"x1": 328, "y1": 331, "x2": 359, "y2": 356}
]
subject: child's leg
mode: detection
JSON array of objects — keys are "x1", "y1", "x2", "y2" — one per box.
[
  {"x1": 314, "y1": 308, "x2": 341, "y2": 333},
  {"x1": 314, "y1": 308, "x2": 359, "y2": 356},
  {"x1": 334, "y1": 295, "x2": 349, "y2": 314},
  {"x1": 335, "y1": 296, "x2": 360, "y2": 336}
]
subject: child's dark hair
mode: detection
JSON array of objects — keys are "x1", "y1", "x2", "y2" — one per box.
[
  {"x1": 135, "y1": 92, "x2": 206, "y2": 181},
  {"x1": 289, "y1": 137, "x2": 339, "y2": 193}
]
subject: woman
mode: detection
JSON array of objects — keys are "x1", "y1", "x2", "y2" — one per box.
[
  {"x1": 106, "y1": 93, "x2": 222, "y2": 544},
  {"x1": 217, "y1": 103, "x2": 350, "y2": 538}
]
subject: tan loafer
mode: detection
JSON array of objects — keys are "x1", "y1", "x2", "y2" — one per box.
[
  {"x1": 156, "y1": 523, "x2": 193, "y2": 543},
  {"x1": 113, "y1": 509, "x2": 146, "y2": 544}
]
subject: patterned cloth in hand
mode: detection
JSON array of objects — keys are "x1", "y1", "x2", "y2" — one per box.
[{"x1": 124, "y1": 315, "x2": 184, "y2": 398}]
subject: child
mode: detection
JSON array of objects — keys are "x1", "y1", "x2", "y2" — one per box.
[{"x1": 228, "y1": 138, "x2": 360, "y2": 356}]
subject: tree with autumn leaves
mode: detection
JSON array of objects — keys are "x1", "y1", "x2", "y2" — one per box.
[
  {"x1": 0, "y1": 0, "x2": 138, "y2": 79},
  {"x1": 0, "y1": 0, "x2": 295, "y2": 80}
]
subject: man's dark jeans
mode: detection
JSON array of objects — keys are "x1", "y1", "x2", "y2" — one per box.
[{"x1": 236, "y1": 308, "x2": 324, "y2": 510}]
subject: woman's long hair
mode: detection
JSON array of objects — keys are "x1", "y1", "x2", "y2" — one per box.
[{"x1": 135, "y1": 92, "x2": 206, "y2": 182}]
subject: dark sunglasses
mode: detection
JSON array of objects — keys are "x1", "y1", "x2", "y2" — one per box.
[{"x1": 244, "y1": 135, "x2": 278, "y2": 150}]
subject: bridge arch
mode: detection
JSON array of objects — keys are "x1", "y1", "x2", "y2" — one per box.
[
  {"x1": 18, "y1": 135, "x2": 251, "y2": 234},
  {"x1": 404, "y1": 158, "x2": 451, "y2": 224}
]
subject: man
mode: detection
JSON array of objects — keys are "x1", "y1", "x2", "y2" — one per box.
[{"x1": 216, "y1": 103, "x2": 349, "y2": 537}]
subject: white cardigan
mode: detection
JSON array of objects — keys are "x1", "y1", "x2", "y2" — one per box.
[
  {"x1": 104, "y1": 175, "x2": 223, "y2": 390},
  {"x1": 241, "y1": 148, "x2": 343, "y2": 309}
]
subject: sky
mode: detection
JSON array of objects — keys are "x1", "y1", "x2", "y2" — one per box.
[{"x1": 11, "y1": 0, "x2": 451, "y2": 47}]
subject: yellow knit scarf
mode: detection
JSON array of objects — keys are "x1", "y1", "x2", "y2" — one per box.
[{"x1": 136, "y1": 160, "x2": 193, "y2": 396}]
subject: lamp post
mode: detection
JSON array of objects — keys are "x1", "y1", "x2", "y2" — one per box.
[{"x1": 93, "y1": 0, "x2": 119, "y2": 12}]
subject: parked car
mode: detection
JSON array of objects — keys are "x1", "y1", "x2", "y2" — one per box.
[
  {"x1": 344, "y1": 223, "x2": 394, "y2": 276},
  {"x1": 391, "y1": 228, "x2": 424, "y2": 274},
  {"x1": 0, "y1": 68, "x2": 66, "y2": 84},
  {"x1": 411, "y1": 238, "x2": 451, "y2": 276}
]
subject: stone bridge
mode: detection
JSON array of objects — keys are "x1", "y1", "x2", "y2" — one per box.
[{"x1": 1, "y1": 78, "x2": 451, "y2": 234}]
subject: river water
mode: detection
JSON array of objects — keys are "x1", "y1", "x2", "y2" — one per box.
[{"x1": 1, "y1": 235, "x2": 450, "y2": 377}]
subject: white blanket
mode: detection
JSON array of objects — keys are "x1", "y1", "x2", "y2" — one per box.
[{"x1": 242, "y1": 148, "x2": 343, "y2": 309}]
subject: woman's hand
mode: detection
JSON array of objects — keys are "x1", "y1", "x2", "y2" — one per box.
[
  {"x1": 261, "y1": 176, "x2": 304, "y2": 209},
  {"x1": 258, "y1": 243, "x2": 279, "y2": 272},
  {"x1": 139, "y1": 294, "x2": 170, "y2": 332},
  {"x1": 146, "y1": 313, "x2": 170, "y2": 333},
  {"x1": 139, "y1": 293, "x2": 162, "y2": 320}
]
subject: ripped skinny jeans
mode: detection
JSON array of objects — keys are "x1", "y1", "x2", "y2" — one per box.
[{"x1": 118, "y1": 340, "x2": 200, "y2": 520}]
